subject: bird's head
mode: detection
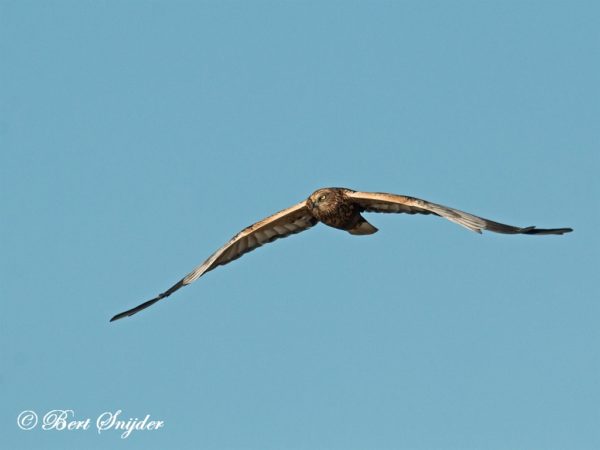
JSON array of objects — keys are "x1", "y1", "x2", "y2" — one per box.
[{"x1": 307, "y1": 188, "x2": 338, "y2": 213}]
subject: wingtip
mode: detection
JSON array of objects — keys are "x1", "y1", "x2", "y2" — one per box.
[
  {"x1": 521, "y1": 226, "x2": 574, "y2": 235},
  {"x1": 109, "y1": 310, "x2": 132, "y2": 322},
  {"x1": 545, "y1": 226, "x2": 573, "y2": 235},
  {"x1": 109, "y1": 280, "x2": 186, "y2": 323},
  {"x1": 109, "y1": 297, "x2": 162, "y2": 323}
]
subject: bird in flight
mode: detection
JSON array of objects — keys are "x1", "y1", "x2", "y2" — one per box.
[{"x1": 110, "y1": 187, "x2": 572, "y2": 321}]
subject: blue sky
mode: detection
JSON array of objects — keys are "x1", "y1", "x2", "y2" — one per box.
[{"x1": 1, "y1": 1, "x2": 598, "y2": 449}]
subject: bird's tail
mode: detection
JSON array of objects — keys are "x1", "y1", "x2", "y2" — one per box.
[{"x1": 347, "y1": 218, "x2": 378, "y2": 235}]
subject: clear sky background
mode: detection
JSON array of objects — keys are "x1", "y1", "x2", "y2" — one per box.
[{"x1": 1, "y1": 1, "x2": 598, "y2": 449}]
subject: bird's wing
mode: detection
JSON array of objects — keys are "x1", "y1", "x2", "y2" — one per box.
[
  {"x1": 347, "y1": 191, "x2": 573, "y2": 235},
  {"x1": 110, "y1": 201, "x2": 317, "y2": 321}
]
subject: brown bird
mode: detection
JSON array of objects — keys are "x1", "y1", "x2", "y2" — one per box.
[{"x1": 110, "y1": 187, "x2": 572, "y2": 321}]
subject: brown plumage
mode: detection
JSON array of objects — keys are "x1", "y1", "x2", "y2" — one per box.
[{"x1": 110, "y1": 187, "x2": 572, "y2": 321}]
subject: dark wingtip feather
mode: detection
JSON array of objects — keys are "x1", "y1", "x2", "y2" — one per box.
[
  {"x1": 110, "y1": 279, "x2": 186, "y2": 322},
  {"x1": 110, "y1": 297, "x2": 161, "y2": 322},
  {"x1": 520, "y1": 226, "x2": 573, "y2": 235}
]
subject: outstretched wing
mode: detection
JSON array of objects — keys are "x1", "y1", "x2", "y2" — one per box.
[
  {"x1": 347, "y1": 191, "x2": 573, "y2": 235},
  {"x1": 110, "y1": 201, "x2": 317, "y2": 321}
]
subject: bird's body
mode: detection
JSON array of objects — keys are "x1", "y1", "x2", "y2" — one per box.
[
  {"x1": 307, "y1": 188, "x2": 374, "y2": 234},
  {"x1": 110, "y1": 187, "x2": 572, "y2": 321}
]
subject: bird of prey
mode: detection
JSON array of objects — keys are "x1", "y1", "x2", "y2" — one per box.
[{"x1": 110, "y1": 187, "x2": 572, "y2": 321}]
